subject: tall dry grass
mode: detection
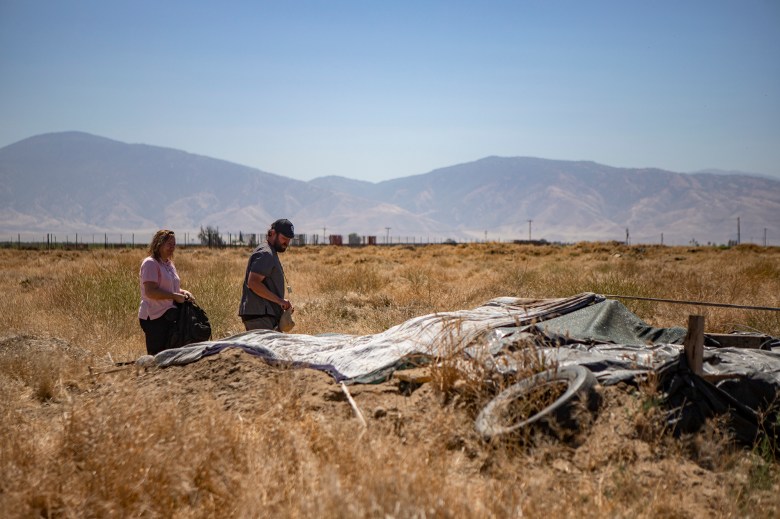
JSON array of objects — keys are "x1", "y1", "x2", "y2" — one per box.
[{"x1": 1, "y1": 243, "x2": 779, "y2": 517}]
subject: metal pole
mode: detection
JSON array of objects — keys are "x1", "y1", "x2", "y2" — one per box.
[{"x1": 737, "y1": 217, "x2": 741, "y2": 245}]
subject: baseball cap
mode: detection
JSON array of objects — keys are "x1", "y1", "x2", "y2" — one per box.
[{"x1": 271, "y1": 218, "x2": 295, "y2": 238}]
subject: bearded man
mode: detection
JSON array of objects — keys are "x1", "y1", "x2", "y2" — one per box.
[{"x1": 238, "y1": 219, "x2": 295, "y2": 331}]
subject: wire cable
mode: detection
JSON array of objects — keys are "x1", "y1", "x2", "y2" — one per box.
[{"x1": 602, "y1": 294, "x2": 780, "y2": 312}]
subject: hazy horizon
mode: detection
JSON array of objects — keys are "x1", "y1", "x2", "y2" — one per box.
[{"x1": 2, "y1": 1, "x2": 779, "y2": 182}]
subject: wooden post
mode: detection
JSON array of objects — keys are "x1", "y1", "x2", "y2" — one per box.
[
  {"x1": 340, "y1": 382, "x2": 367, "y2": 428},
  {"x1": 684, "y1": 315, "x2": 705, "y2": 375}
]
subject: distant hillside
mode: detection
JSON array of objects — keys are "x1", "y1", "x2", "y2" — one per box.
[
  {"x1": 0, "y1": 132, "x2": 441, "y2": 239},
  {"x1": 311, "y1": 156, "x2": 780, "y2": 245},
  {"x1": 2, "y1": 132, "x2": 779, "y2": 245}
]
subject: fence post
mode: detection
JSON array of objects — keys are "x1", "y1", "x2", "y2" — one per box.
[{"x1": 684, "y1": 315, "x2": 705, "y2": 375}]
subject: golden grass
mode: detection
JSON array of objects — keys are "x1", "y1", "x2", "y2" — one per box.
[{"x1": 1, "y1": 243, "x2": 779, "y2": 517}]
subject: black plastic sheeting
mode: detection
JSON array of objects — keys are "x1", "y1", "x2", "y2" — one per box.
[{"x1": 658, "y1": 356, "x2": 779, "y2": 445}]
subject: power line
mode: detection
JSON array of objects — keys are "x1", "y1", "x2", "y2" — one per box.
[{"x1": 603, "y1": 294, "x2": 780, "y2": 312}]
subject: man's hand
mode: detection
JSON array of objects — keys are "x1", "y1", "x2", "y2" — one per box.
[{"x1": 248, "y1": 272, "x2": 292, "y2": 310}]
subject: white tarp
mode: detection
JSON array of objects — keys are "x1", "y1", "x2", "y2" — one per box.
[{"x1": 153, "y1": 293, "x2": 600, "y2": 383}]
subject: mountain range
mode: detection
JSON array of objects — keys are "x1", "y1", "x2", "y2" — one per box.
[{"x1": 1, "y1": 131, "x2": 779, "y2": 245}]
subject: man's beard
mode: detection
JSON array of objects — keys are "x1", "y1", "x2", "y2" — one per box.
[{"x1": 272, "y1": 236, "x2": 288, "y2": 253}]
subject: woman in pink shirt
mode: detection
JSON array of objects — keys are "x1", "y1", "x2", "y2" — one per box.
[{"x1": 138, "y1": 229, "x2": 194, "y2": 355}]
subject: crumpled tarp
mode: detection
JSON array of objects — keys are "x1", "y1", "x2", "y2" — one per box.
[
  {"x1": 153, "y1": 293, "x2": 780, "y2": 387},
  {"x1": 466, "y1": 327, "x2": 684, "y2": 386},
  {"x1": 469, "y1": 299, "x2": 780, "y2": 385},
  {"x1": 154, "y1": 292, "x2": 601, "y2": 383},
  {"x1": 533, "y1": 298, "x2": 688, "y2": 346}
]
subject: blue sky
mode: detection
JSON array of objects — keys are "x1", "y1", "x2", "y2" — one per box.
[{"x1": 1, "y1": 0, "x2": 779, "y2": 182}]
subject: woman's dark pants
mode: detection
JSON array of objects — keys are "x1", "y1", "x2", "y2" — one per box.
[{"x1": 140, "y1": 316, "x2": 174, "y2": 355}]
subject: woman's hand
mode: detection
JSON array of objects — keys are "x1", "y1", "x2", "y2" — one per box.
[{"x1": 143, "y1": 281, "x2": 192, "y2": 303}]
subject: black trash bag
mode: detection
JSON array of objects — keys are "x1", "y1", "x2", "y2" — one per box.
[{"x1": 165, "y1": 301, "x2": 212, "y2": 350}]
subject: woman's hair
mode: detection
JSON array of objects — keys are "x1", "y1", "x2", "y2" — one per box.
[{"x1": 148, "y1": 230, "x2": 175, "y2": 261}]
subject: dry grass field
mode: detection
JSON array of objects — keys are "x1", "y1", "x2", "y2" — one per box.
[{"x1": 1, "y1": 242, "x2": 779, "y2": 517}]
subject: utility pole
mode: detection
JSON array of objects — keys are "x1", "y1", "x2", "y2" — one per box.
[
  {"x1": 737, "y1": 217, "x2": 741, "y2": 245},
  {"x1": 527, "y1": 220, "x2": 533, "y2": 241},
  {"x1": 323, "y1": 227, "x2": 327, "y2": 244},
  {"x1": 385, "y1": 227, "x2": 391, "y2": 244},
  {"x1": 764, "y1": 228, "x2": 768, "y2": 247}
]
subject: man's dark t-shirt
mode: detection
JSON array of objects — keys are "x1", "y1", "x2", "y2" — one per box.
[{"x1": 238, "y1": 241, "x2": 285, "y2": 320}]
